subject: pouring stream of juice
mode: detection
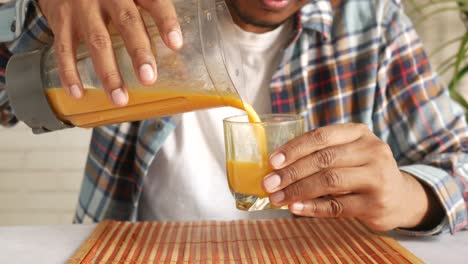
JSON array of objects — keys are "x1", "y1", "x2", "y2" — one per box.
[
  {"x1": 46, "y1": 88, "x2": 270, "y2": 197},
  {"x1": 226, "y1": 102, "x2": 270, "y2": 198}
]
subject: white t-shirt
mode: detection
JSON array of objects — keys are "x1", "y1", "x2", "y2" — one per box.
[{"x1": 138, "y1": 20, "x2": 293, "y2": 221}]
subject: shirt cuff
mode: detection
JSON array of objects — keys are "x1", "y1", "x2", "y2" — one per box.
[
  {"x1": 396, "y1": 164, "x2": 467, "y2": 236},
  {"x1": 1, "y1": 0, "x2": 52, "y2": 127},
  {"x1": 0, "y1": 0, "x2": 32, "y2": 42},
  {"x1": 5, "y1": 0, "x2": 53, "y2": 54}
]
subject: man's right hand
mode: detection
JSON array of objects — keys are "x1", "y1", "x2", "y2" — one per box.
[{"x1": 38, "y1": 0, "x2": 183, "y2": 106}]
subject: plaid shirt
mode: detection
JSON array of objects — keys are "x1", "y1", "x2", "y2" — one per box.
[{"x1": 1, "y1": 0, "x2": 467, "y2": 236}]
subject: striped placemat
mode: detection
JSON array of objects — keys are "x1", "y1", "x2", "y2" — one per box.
[{"x1": 68, "y1": 218, "x2": 422, "y2": 263}]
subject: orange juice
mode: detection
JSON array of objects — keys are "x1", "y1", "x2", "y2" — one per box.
[
  {"x1": 224, "y1": 114, "x2": 304, "y2": 210},
  {"x1": 45, "y1": 87, "x2": 260, "y2": 128},
  {"x1": 227, "y1": 160, "x2": 270, "y2": 198}
]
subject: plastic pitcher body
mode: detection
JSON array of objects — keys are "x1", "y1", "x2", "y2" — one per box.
[{"x1": 6, "y1": 0, "x2": 244, "y2": 133}]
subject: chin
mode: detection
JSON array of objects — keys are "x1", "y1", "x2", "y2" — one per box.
[{"x1": 227, "y1": 0, "x2": 307, "y2": 29}]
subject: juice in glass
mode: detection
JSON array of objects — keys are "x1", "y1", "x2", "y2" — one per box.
[{"x1": 224, "y1": 114, "x2": 304, "y2": 211}]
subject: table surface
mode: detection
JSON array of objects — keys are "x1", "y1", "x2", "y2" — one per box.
[{"x1": 0, "y1": 224, "x2": 466, "y2": 264}]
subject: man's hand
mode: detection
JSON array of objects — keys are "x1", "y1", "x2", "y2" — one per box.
[
  {"x1": 263, "y1": 123, "x2": 444, "y2": 231},
  {"x1": 38, "y1": 0, "x2": 183, "y2": 106}
]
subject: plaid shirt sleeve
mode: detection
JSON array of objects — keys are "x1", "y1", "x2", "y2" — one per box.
[
  {"x1": 375, "y1": 2, "x2": 468, "y2": 235},
  {"x1": 0, "y1": 1, "x2": 53, "y2": 127}
]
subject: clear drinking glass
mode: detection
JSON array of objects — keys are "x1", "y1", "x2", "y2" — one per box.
[{"x1": 223, "y1": 114, "x2": 304, "y2": 211}]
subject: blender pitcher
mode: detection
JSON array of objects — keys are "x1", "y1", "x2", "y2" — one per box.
[{"x1": 5, "y1": 0, "x2": 245, "y2": 134}]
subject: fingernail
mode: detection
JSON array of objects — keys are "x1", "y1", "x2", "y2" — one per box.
[
  {"x1": 291, "y1": 202, "x2": 304, "y2": 212},
  {"x1": 270, "y1": 191, "x2": 285, "y2": 204},
  {"x1": 168, "y1": 30, "x2": 183, "y2": 49},
  {"x1": 139, "y1": 64, "x2": 155, "y2": 83},
  {"x1": 111, "y1": 88, "x2": 128, "y2": 106},
  {"x1": 270, "y1": 153, "x2": 286, "y2": 168},
  {"x1": 70, "y1": 84, "x2": 82, "y2": 99},
  {"x1": 263, "y1": 173, "x2": 281, "y2": 192}
]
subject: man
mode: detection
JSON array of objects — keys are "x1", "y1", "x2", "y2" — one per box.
[{"x1": 0, "y1": 0, "x2": 467, "y2": 236}]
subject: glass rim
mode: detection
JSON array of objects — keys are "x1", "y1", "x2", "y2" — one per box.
[{"x1": 223, "y1": 114, "x2": 304, "y2": 125}]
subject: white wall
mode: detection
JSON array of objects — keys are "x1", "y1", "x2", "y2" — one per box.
[{"x1": 0, "y1": 123, "x2": 91, "y2": 225}]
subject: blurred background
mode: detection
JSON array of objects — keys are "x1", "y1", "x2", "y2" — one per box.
[
  {"x1": 0, "y1": 0, "x2": 466, "y2": 226},
  {"x1": 405, "y1": 0, "x2": 468, "y2": 108}
]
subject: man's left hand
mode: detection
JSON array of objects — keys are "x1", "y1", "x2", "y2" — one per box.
[{"x1": 262, "y1": 123, "x2": 438, "y2": 231}]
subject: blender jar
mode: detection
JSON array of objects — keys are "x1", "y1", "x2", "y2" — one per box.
[{"x1": 5, "y1": 0, "x2": 245, "y2": 133}]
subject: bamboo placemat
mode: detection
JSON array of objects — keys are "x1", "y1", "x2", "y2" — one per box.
[{"x1": 68, "y1": 218, "x2": 422, "y2": 264}]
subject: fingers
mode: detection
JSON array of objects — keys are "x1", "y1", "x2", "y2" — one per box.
[
  {"x1": 268, "y1": 167, "x2": 371, "y2": 206},
  {"x1": 289, "y1": 195, "x2": 364, "y2": 218},
  {"x1": 263, "y1": 138, "x2": 372, "y2": 193},
  {"x1": 138, "y1": 0, "x2": 183, "y2": 50},
  {"x1": 48, "y1": 0, "x2": 183, "y2": 107},
  {"x1": 269, "y1": 123, "x2": 370, "y2": 169},
  {"x1": 83, "y1": 7, "x2": 128, "y2": 106},
  {"x1": 54, "y1": 15, "x2": 83, "y2": 99},
  {"x1": 105, "y1": 0, "x2": 157, "y2": 85}
]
